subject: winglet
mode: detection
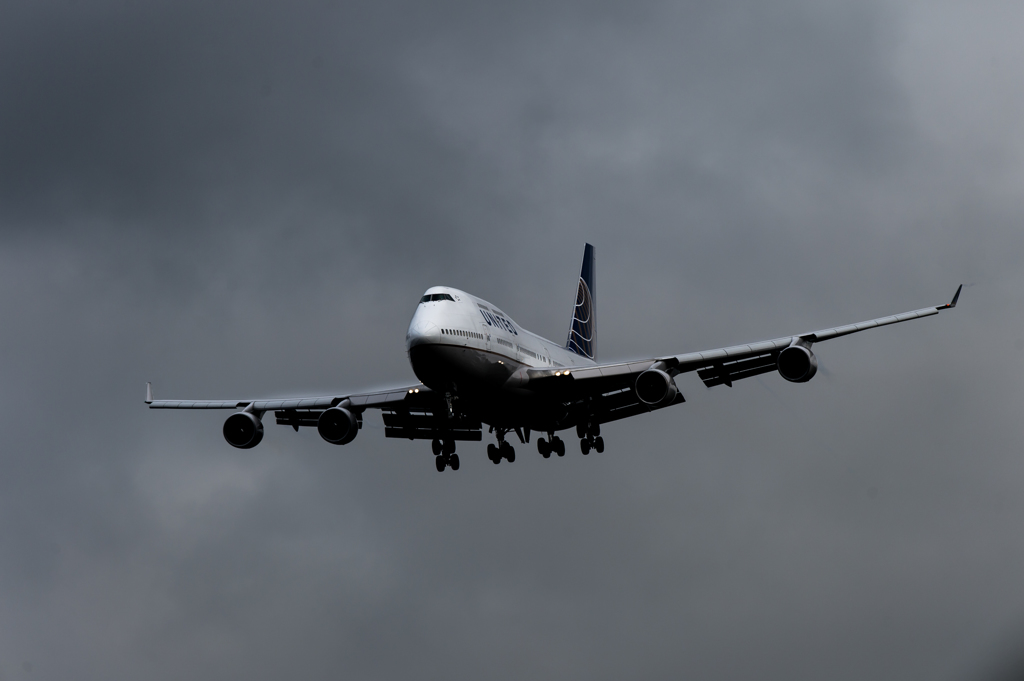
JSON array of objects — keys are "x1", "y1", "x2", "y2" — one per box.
[
  {"x1": 937, "y1": 284, "x2": 963, "y2": 310},
  {"x1": 145, "y1": 382, "x2": 153, "y2": 404}
]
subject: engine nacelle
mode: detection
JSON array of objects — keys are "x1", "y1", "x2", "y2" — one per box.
[
  {"x1": 635, "y1": 369, "x2": 679, "y2": 406},
  {"x1": 318, "y1": 407, "x2": 359, "y2": 445},
  {"x1": 223, "y1": 411, "x2": 264, "y2": 449},
  {"x1": 777, "y1": 345, "x2": 818, "y2": 383}
]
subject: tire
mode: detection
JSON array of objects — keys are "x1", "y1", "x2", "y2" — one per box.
[
  {"x1": 505, "y1": 446, "x2": 516, "y2": 463},
  {"x1": 554, "y1": 438, "x2": 565, "y2": 456},
  {"x1": 449, "y1": 454, "x2": 460, "y2": 471},
  {"x1": 443, "y1": 440, "x2": 455, "y2": 455},
  {"x1": 577, "y1": 423, "x2": 587, "y2": 439},
  {"x1": 537, "y1": 438, "x2": 550, "y2": 457},
  {"x1": 594, "y1": 436, "x2": 604, "y2": 453},
  {"x1": 487, "y1": 444, "x2": 499, "y2": 464},
  {"x1": 580, "y1": 438, "x2": 591, "y2": 455},
  {"x1": 435, "y1": 456, "x2": 446, "y2": 472},
  {"x1": 431, "y1": 439, "x2": 442, "y2": 456}
]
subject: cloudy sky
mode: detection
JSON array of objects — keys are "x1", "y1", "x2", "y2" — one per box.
[{"x1": 1, "y1": 1, "x2": 1023, "y2": 679}]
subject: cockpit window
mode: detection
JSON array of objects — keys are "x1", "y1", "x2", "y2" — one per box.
[{"x1": 421, "y1": 293, "x2": 455, "y2": 303}]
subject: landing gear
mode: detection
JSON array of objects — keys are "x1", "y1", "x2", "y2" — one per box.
[
  {"x1": 487, "y1": 431, "x2": 516, "y2": 464},
  {"x1": 578, "y1": 421, "x2": 604, "y2": 456},
  {"x1": 433, "y1": 439, "x2": 458, "y2": 472},
  {"x1": 538, "y1": 434, "x2": 565, "y2": 458},
  {"x1": 434, "y1": 451, "x2": 461, "y2": 472}
]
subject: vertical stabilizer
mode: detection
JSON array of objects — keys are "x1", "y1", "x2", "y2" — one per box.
[{"x1": 566, "y1": 243, "x2": 596, "y2": 360}]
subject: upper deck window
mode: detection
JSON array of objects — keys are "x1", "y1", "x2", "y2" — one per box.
[{"x1": 420, "y1": 293, "x2": 455, "y2": 303}]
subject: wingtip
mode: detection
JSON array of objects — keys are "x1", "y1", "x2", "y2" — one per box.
[
  {"x1": 937, "y1": 284, "x2": 963, "y2": 310},
  {"x1": 145, "y1": 382, "x2": 153, "y2": 404}
]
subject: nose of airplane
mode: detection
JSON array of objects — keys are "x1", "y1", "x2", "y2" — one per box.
[{"x1": 406, "y1": 316, "x2": 440, "y2": 350}]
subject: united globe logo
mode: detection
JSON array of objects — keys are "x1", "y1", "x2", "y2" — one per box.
[{"x1": 568, "y1": 277, "x2": 595, "y2": 359}]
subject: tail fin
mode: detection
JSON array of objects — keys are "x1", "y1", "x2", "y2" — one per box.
[{"x1": 566, "y1": 243, "x2": 596, "y2": 360}]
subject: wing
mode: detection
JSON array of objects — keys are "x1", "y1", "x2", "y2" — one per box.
[
  {"x1": 146, "y1": 383, "x2": 426, "y2": 412},
  {"x1": 521, "y1": 286, "x2": 962, "y2": 424},
  {"x1": 147, "y1": 383, "x2": 483, "y2": 442}
]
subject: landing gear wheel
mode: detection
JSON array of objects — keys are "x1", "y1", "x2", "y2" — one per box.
[
  {"x1": 435, "y1": 455, "x2": 446, "y2": 472},
  {"x1": 431, "y1": 439, "x2": 442, "y2": 456},
  {"x1": 449, "y1": 453, "x2": 460, "y2": 471},
  {"x1": 500, "y1": 441, "x2": 516, "y2": 463},
  {"x1": 594, "y1": 436, "x2": 604, "y2": 453},
  {"x1": 443, "y1": 440, "x2": 456, "y2": 455},
  {"x1": 537, "y1": 438, "x2": 551, "y2": 458},
  {"x1": 553, "y1": 437, "x2": 565, "y2": 457},
  {"x1": 577, "y1": 423, "x2": 588, "y2": 439},
  {"x1": 487, "y1": 444, "x2": 500, "y2": 464},
  {"x1": 580, "y1": 438, "x2": 591, "y2": 455}
]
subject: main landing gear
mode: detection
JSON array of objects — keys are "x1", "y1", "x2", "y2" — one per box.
[
  {"x1": 536, "y1": 434, "x2": 565, "y2": 458},
  {"x1": 487, "y1": 441, "x2": 515, "y2": 464},
  {"x1": 487, "y1": 429, "x2": 516, "y2": 464},
  {"x1": 432, "y1": 438, "x2": 459, "y2": 472},
  {"x1": 576, "y1": 422, "x2": 604, "y2": 455}
]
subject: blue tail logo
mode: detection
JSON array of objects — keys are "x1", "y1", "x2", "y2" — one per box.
[{"x1": 566, "y1": 243, "x2": 596, "y2": 360}]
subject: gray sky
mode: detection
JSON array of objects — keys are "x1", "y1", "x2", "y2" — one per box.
[{"x1": 1, "y1": 1, "x2": 1023, "y2": 679}]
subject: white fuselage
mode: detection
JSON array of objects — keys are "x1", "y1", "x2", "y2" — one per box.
[{"x1": 405, "y1": 286, "x2": 594, "y2": 429}]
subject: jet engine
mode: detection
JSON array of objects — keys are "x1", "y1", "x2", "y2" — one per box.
[
  {"x1": 635, "y1": 368, "x2": 679, "y2": 406},
  {"x1": 223, "y1": 411, "x2": 264, "y2": 449},
  {"x1": 318, "y1": 407, "x2": 359, "y2": 445},
  {"x1": 777, "y1": 345, "x2": 818, "y2": 383}
]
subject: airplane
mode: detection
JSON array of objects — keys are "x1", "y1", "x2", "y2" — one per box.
[{"x1": 146, "y1": 244, "x2": 962, "y2": 472}]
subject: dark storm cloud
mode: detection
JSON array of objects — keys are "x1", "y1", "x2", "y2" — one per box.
[{"x1": 1, "y1": 1, "x2": 1023, "y2": 680}]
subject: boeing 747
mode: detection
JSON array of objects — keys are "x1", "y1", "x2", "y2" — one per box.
[{"x1": 147, "y1": 244, "x2": 961, "y2": 472}]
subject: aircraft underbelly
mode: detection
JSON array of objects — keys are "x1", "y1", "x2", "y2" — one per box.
[
  {"x1": 408, "y1": 344, "x2": 569, "y2": 430},
  {"x1": 409, "y1": 343, "x2": 512, "y2": 388}
]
